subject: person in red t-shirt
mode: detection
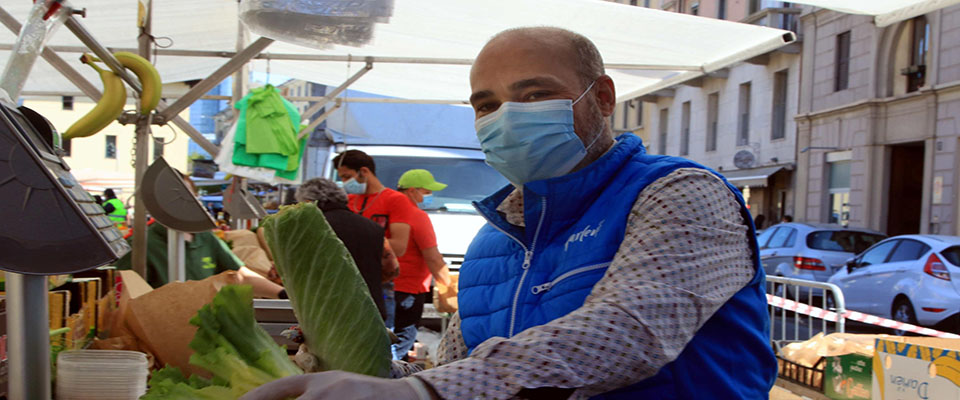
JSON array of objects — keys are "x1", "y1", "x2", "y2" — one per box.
[
  {"x1": 393, "y1": 169, "x2": 452, "y2": 361},
  {"x1": 333, "y1": 150, "x2": 409, "y2": 328}
]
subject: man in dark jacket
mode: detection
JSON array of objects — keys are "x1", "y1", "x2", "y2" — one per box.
[{"x1": 295, "y1": 178, "x2": 389, "y2": 319}]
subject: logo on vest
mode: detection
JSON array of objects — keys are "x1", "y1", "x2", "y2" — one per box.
[{"x1": 565, "y1": 220, "x2": 605, "y2": 251}]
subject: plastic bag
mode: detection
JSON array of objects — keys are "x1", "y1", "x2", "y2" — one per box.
[
  {"x1": 0, "y1": 0, "x2": 70, "y2": 99},
  {"x1": 239, "y1": 0, "x2": 394, "y2": 49}
]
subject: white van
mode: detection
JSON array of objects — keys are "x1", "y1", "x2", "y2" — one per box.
[{"x1": 320, "y1": 144, "x2": 509, "y2": 268}]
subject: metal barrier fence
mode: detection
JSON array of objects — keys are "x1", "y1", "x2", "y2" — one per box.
[{"x1": 766, "y1": 276, "x2": 846, "y2": 347}]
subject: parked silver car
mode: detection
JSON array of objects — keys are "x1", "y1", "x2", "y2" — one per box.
[
  {"x1": 759, "y1": 223, "x2": 886, "y2": 288},
  {"x1": 829, "y1": 235, "x2": 960, "y2": 335}
]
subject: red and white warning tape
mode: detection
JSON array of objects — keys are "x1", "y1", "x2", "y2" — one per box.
[{"x1": 766, "y1": 294, "x2": 960, "y2": 339}]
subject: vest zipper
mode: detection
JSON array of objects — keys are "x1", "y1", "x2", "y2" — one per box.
[
  {"x1": 507, "y1": 197, "x2": 547, "y2": 337},
  {"x1": 530, "y1": 262, "x2": 612, "y2": 294}
]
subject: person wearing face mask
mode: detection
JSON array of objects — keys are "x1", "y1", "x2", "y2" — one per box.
[
  {"x1": 333, "y1": 150, "x2": 413, "y2": 328},
  {"x1": 392, "y1": 169, "x2": 452, "y2": 361},
  {"x1": 242, "y1": 27, "x2": 774, "y2": 400}
]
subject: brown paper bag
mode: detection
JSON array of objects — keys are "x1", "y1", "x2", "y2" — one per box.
[
  {"x1": 224, "y1": 230, "x2": 261, "y2": 249},
  {"x1": 433, "y1": 273, "x2": 459, "y2": 314},
  {"x1": 231, "y1": 245, "x2": 273, "y2": 277},
  {"x1": 124, "y1": 272, "x2": 240, "y2": 377},
  {"x1": 110, "y1": 271, "x2": 153, "y2": 337}
]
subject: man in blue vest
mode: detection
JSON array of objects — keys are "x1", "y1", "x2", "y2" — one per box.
[{"x1": 243, "y1": 26, "x2": 776, "y2": 400}]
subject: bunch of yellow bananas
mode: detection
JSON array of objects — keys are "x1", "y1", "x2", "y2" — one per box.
[{"x1": 63, "y1": 52, "x2": 162, "y2": 140}]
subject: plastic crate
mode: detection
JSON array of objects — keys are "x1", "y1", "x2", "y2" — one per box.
[{"x1": 777, "y1": 355, "x2": 825, "y2": 392}]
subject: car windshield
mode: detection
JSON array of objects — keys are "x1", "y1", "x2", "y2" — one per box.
[
  {"x1": 366, "y1": 155, "x2": 509, "y2": 214},
  {"x1": 806, "y1": 230, "x2": 886, "y2": 254}
]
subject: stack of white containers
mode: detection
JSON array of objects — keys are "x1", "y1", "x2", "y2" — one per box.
[{"x1": 56, "y1": 350, "x2": 149, "y2": 400}]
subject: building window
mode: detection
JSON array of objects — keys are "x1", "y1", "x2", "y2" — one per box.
[
  {"x1": 61, "y1": 96, "x2": 74, "y2": 111},
  {"x1": 828, "y1": 160, "x2": 851, "y2": 226},
  {"x1": 835, "y1": 31, "x2": 851, "y2": 91},
  {"x1": 680, "y1": 101, "x2": 691, "y2": 156},
  {"x1": 153, "y1": 137, "x2": 165, "y2": 160},
  {"x1": 690, "y1": 2, "x2": 699, "y2": 15},
  {"x1": 772, "y1": 70, "x2": 788, "y2": 140},
  {"x1": 749, "y1": 0, "x2": 760, "y2": 14},
  {"x1": 105, "y1": 135, "x2": 117, "y2": 159},
  {"x1": 629, "y1": 0, "x2": 638, "y2": 5},
  {"x1": 658, "y1": 108, "x2": 669, "y2": 155},
  {"x1": 635, "y1": 100, "x2": 643, "y2": 127},
  {"x1": 62, "y1": 138, "x2": 71, "y2": 157},
  {"x1": 644, "y1": 0, "x2": 651, "y2": 7},
  {"x1": 706, "y1": 92, "x2": 719, "y2": 152},
  {"x1": 622, "y1": 101, "x2": 630, "y2": 129},
  {"x1": 737, "y1": 82, "x2": 751, "y2": 146},
  {"x1": 718, "y1": 0, "x2": 726, "y2": 19},
  {"x1": 906, "y1": 16, "x2": 930, "y2": 93}
]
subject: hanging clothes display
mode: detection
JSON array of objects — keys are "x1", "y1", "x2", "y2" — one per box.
[
  {"x1": 230, "y1": 84, "x2": 307, "y2": 181},
  {"x1": 214, "y1": 85, "x2": 306, "y2": 184}
]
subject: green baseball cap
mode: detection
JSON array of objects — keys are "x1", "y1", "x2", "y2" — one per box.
[{"x1": 398, "y1": 169, "x2": 447, "y2": 191}]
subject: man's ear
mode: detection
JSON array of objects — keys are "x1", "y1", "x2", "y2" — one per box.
[{"x1": 594, "y1": 75, "x2": 616, "y2": 117}]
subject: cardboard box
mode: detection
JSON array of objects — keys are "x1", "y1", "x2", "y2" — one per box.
[
  {"x1": 872, "y1": 337, "x2": 960, "y2": 400},
  {"x1": 826, "y1": 353, "x2": 873, "y2": 399}
]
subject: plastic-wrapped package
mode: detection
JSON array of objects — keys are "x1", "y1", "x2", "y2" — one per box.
[
  {"x1": 0, "y1": 0, "x2": 70, "y2": 100},
  {"x1": 239, "y1": 0, "x2": 394, "y2": 49}
]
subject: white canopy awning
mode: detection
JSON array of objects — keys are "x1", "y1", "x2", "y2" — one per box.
[
  {"x1": 0, "y1": 0, "x2": 794, "y2": 102},
  {"x1": 788, "y1": 0, "x2": 960, "y2": 27}
]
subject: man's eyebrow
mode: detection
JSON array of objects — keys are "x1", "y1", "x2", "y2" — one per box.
[
  {"x1": 509, "y1": 77, "x2": 564, "y2": 91},
  {"x1": 469, "y1": 90, "x2": 494, "y2": 105}
]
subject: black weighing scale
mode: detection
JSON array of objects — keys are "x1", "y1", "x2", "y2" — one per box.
[{"x1": 0, "y1": 100, "x2": 129, "y2": 399}]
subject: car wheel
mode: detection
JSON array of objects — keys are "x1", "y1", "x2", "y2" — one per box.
[{"x1": 892, "y1": 298, "x2": 919, "y2": 336}]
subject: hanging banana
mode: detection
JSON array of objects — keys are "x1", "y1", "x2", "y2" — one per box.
[
  {"x1": 62, "y1": 54, "x2": 127, "y2": 140},
  {"x1": 89, "y1": 52, "x2": 162, "y2": 114},
  {"x1": 112, "y1": 51, "x2": 161, "y2": 114}
]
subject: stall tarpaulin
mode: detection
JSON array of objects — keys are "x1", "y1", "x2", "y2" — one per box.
[
  {"x1": 787, "y1": 0, "x2": 960, "y2": 27},
  {"x1": 2, "y1": 0, "x2": 795, "y2": 102}
]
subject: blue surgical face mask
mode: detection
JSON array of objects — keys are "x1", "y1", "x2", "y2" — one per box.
[
  {"x1": 418, "y1": 193, "x2": 434, "y2": 208},
  {"x1": 475, "y1": 81, "x2": 602, "y2": 185},
  {"x1": 342, "y1": 177, "x2": 367, "y2": 195}
]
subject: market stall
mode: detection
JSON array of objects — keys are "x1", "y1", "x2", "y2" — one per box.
[{"x1": 5, "y1": 0, "x2": 894, "y2": 398}]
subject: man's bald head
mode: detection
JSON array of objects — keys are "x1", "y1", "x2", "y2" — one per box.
[
  {"x1": 479, "y1": 27, "x2": 605, "y2": 89},
  {"x1": 469, "y1": 27, "x2": 617, "y2": 173}
]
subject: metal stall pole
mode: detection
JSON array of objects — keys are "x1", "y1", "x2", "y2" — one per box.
[
  {"x1": 6, "y1": 273, "x2": 51, "y2": 399},
  {"x1": 130, "y1": 1, "x2": 154, "y2": 279},
  {"x1": 167, "y1": 230, "x2": 186, "y2": 282}
]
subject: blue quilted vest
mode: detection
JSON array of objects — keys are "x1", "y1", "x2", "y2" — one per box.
[{"x1": 459, "y1": 134, "x2": 776, "y2": 398}]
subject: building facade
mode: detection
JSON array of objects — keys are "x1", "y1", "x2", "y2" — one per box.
[
  {"x1": 795, "y1": 5, "x2": 960, "y2": 236},
  {"x1": 610, "y1": 0, "x2": 801, "y2": 227}
]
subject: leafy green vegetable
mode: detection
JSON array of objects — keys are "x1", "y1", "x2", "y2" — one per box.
[
  {"x1": 141, "y1": 366, "x2": 233, "y2": 400},
  {"x1": 142, "y1": 285, "x2": 302, "y2": 399},
  {"x1": 263, "y1": 202, "x2": 391, "y2": 377}
]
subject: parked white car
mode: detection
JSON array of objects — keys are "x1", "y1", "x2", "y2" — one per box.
[{"x1": 828, "y1": 235, "x2": 960, "y2": 335}]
